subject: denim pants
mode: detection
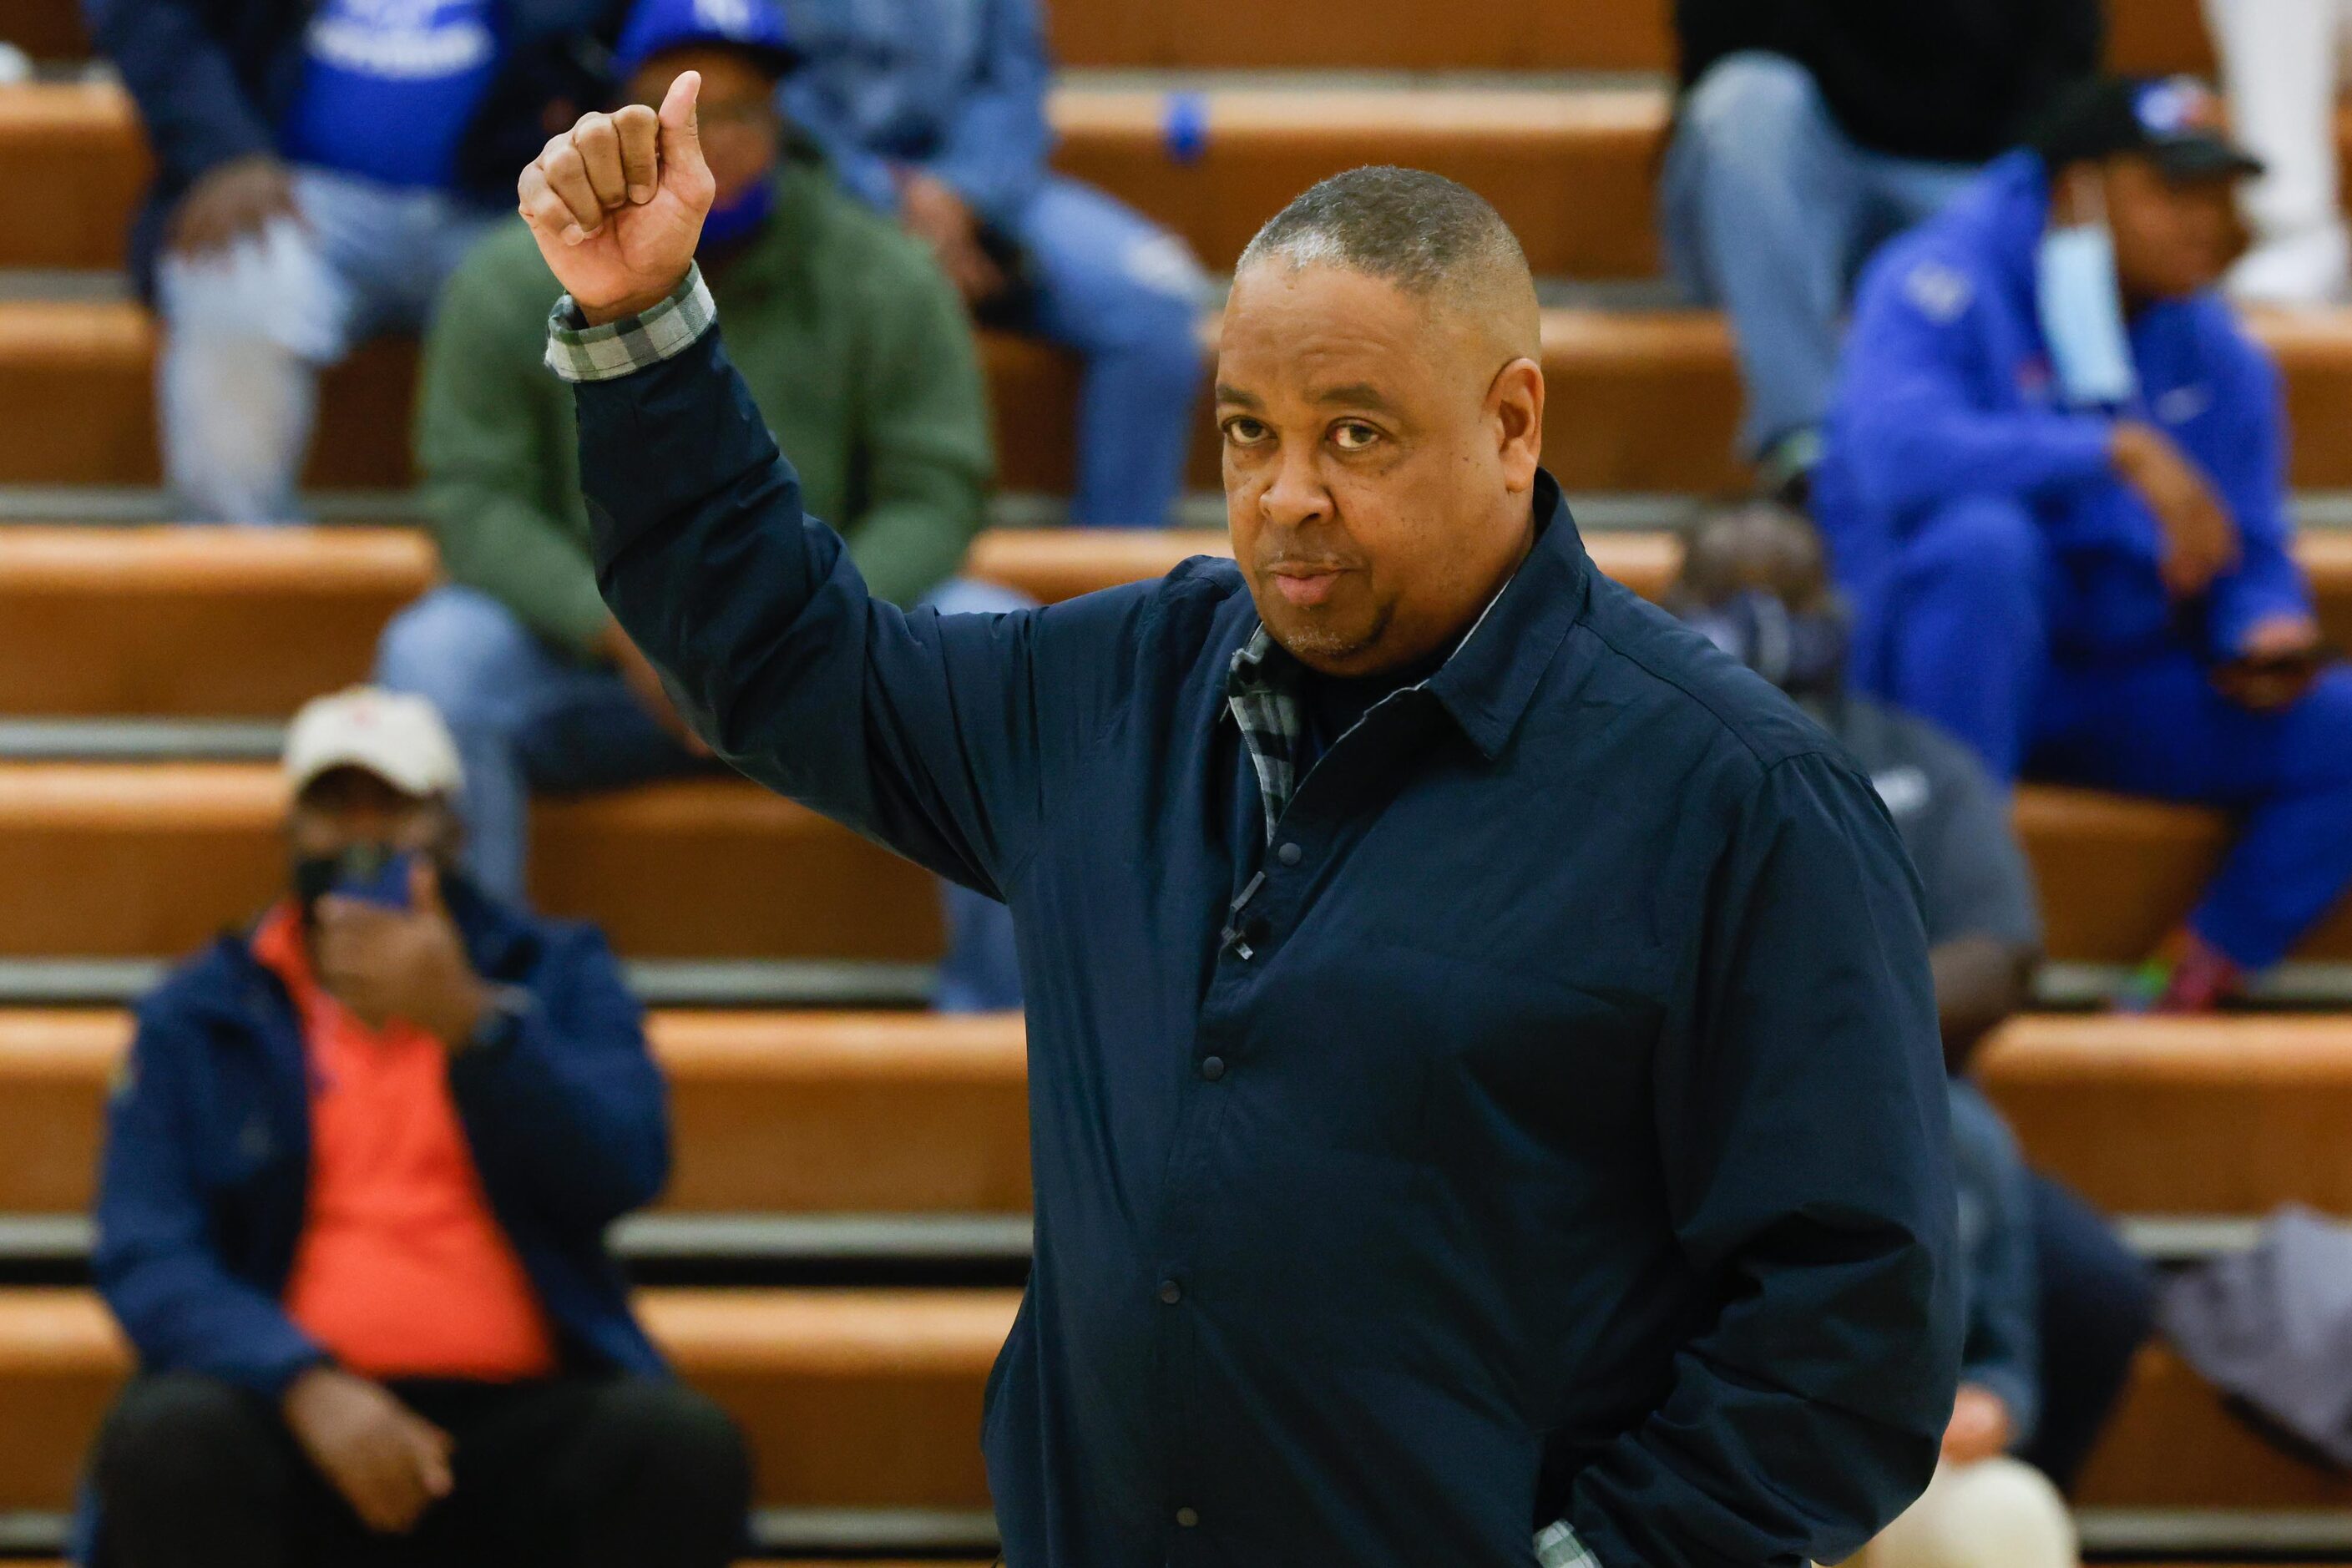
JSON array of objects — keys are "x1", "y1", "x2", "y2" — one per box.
[
  {"x1": 373, "y1": 579, "x2": 1025, "y2": 1010},
  {"x1": 154, "y1": 167, "x2": 495, "y2": 523},
  {"x1": 1659, "y1": 52, "x2": 1980, "y2": 458},
  {"x1": 1004, "y1": 176, "x2": 1209, "y2": 529}
]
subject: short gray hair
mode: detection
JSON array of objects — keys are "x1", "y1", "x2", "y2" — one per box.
[{"x1": 1237, "y1": 165, "x2": 1532, "y2": 301}]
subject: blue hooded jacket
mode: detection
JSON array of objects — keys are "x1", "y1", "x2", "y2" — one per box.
[{"x1": 1813, "y1": 150, "x2": 2313, "y2": 669}]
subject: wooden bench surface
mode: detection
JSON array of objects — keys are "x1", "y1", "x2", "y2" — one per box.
[
  {"x1": 0, "y1": 1283, "x2": 2328, "y2": 1513},
  {"x1": 18, "y1": 291, "x2": 2352, "y2": 496},
  {"x1": 6, "y1": 0, "x2": 2215, "y2": 73},
  {"x1": 0, "y1": 524, "x2": 1680, "y2": 716},
  {"x1": 10, "y1": 1009, "x2": 2352, "y2": 1220}
]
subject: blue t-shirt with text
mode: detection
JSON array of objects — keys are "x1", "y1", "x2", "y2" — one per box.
[{"x1": 281, "y1": 0, "x2": 502, "y2": 190}]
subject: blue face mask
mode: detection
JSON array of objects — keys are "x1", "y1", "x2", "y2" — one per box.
[
  {"x1": 699, "y1": 176, "x2": 775, "y2": 252},
  {"x1": 2036, "y1": 215, "x2": 2140, "y2": 408},
  {"x1": 1682, "y1": 590, "x2": 1849, "y2": 701}
]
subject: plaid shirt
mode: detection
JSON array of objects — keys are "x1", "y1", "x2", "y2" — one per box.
[{"x1": 544, "y1": 265, "x2": 717, "y2": 382}]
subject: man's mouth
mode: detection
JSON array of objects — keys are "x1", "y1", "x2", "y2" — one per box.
[{"x1": 1268, "y1": 564, "x2": 1351, "y2": 608}]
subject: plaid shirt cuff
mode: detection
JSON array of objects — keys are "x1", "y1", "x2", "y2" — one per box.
[
  {"x1": 1535, "y1": 1520, "x2": 1601, "y2": 1568},
  {"x1": 544, "y1": 265, "x2": 715, "y2": 382}
]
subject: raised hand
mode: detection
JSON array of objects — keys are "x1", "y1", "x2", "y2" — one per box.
[{"x1": 518, "y1": 70, "x2": 715, "y2": 324}]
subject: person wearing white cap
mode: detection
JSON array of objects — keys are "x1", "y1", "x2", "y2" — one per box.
[{"x1": 79, "y1": 686, "x2": 748, "y2": 1568}]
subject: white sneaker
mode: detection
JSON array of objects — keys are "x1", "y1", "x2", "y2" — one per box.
[{"x1": 2228, "y1": 225, "x2": 2352, "y2": 307}]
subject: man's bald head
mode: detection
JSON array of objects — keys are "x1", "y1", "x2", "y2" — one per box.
[{"x1": 1236, "y1": 165, "x2": 1541, "y2": 362}]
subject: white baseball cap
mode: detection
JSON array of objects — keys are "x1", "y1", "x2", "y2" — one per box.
[{"x1": 283, "y1": 687, "x2": 464, "y2": 799}]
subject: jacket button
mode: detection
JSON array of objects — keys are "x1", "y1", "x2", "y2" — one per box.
[
  {"x1": 1176, "y1": 1506, "x2": 1200, "y2": 1528},
  {"x1": 1200, "y1": 1055, "x2": 1226, "y2": 1081},
  {"x1": 1159, "y1": 1279, "x2": 1182, "y2": 1305},
  {"x1": 1276, "y1": 841, "x2": 1302, "y2": 867}
]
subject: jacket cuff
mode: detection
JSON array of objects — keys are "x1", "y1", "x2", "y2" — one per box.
[
  {"x1": 544, "y1": 265, "x2": 715, "y2": 383},
  {"x1": 1535, "y1": 1519, "x2": 1603, "y2": 1568}
]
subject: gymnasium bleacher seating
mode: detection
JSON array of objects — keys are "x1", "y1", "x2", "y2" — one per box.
[{"x1": 3, "y1": 0, "x2": 2352, "y2": 1560}]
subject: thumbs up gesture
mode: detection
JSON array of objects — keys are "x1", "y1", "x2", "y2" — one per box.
[{"x1": 518, "y1": 70, "x2": 715, "y2": 324}]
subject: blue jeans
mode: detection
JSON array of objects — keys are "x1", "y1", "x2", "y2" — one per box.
[
  {"x1": 2019, "y1": 1171, "x2": 2152, "y2": 1495},
  {"x1": 372, "y1": 580, "x2": 1025, "y2": 1011},
  {"x1": 1004, "y1": 176, "x2": 1209, "y2": 528},
  {"x1": 1856, "y1": 493, "x2": 2352, "y2": 969},
  {"x1": 1659, "y1": 52, "x2": 1980, "y2": 458},
  {"x1": 154, "y1": 167, "x2": 494, "y2": 523}
]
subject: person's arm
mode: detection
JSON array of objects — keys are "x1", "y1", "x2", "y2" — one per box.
[
  {"x1": 559, "y1": 269, "x2": 1107, "y2": 901},
  {"x1": 1945, "y1": 1080, "x2": 2041, "y2": 1449},
  {"x1": 83, "y1": 0, "x2": 278, "y2": 189},
  {"x1": 1835, "y1": 249, "x2": 2117, "y2": 518},
  {"x1": 2200, "y1": 336, "x2": 2316, "y2": 660},
  {"x1": 1902, "y1": 720, "x2": 2044, "y2": 1072},
  {"x1": 92, "y1": 999, "x2": 328, "y2": 1396},
  {"x1": 417, "y1": 232, "x2": 615, "y2": 655},
  {"x1": 446, "y1": 924, "x2": 670, "y2": 1232},
  {"x1": 839, "y1": 239, "x2": 994, "y2": 609},
  {"x1": 926, "y1": 0, "x2": 1053, "y2": 225},
  {"x1": 1565, "y1": 750, "x2": 1962, "y2": 1568}
]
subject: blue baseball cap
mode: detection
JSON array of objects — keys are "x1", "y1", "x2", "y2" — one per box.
[{"x1": 613, "y1": 0, "x2": 798, "y2": 83}]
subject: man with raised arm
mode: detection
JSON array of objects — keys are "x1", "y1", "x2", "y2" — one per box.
[{"x1": 516, "y1": 86, "x2": 1960, "y2": 1568}]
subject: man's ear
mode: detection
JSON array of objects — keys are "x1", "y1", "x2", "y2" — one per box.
[{"x1": 1490, "y1": 357, "x2": 1545, "y2": 491}]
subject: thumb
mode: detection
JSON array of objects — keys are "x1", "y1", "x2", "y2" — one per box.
[
  {"x1": 657, "y1": 70, "x2": 710, "y2": 200},
  {"x1": 409, "y1": 858, "x2": 448, "y2": 920}
]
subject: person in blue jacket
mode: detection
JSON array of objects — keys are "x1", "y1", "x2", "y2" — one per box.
[
  {"x1": 1814, "y1": 74, "x2": 2352, "y2": 1010},
  {"x1": 777, "y1": 0, "x2": 1210, "y2": 529},
  {"x1": 519, "y1": 85, "x2": 1962, "y2": 1567},
  {"x1": 80, "y1": 688, "x2": 747, "y2": 1568},
  {"x1": 83, "y1": 0, "x2": 626, "y2": 522}
]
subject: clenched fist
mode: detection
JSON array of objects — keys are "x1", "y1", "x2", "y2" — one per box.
[{"x1": 518, "y1": 71, "x2": 715, "y2": 325}]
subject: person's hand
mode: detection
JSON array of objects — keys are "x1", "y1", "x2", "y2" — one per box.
[
  {"x1": 2213, "y1": 610, "x2": 2326, "y2": 711},
  {"x1": 600, "y1": 618, "x2": 712, "y2": 757},
  {"x1": 1940, "y1": 1383, "x2": 2014, "y2": 1467},
  {"x1": 312, "y1": 861, "x2": 490, "y2": 1047},
  {"x1": 518, "y1": 71, "x2": 714, "y2": 324},
  {"x1": 898, "y1": 169, "x2": 1007, "y2": 304},
  {"x1": 166, "y1": 154, "x2": 299, "y2": 259},
  {"x1": 2110, "y1": 421, "x2": 2239, "y2": 597},
  {"x1": 281, "y1": 1366, "x2": 455, "y2": 1535}
]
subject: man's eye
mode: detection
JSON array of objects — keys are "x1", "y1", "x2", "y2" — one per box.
[
  {"x1": 1223, "y1": 417, "x2": 1271, "y2": 445},
  {"x1": 1331, "y1": 422, "x2": 1381, "y2": 452}
]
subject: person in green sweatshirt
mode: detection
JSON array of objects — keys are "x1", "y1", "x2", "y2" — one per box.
[{"x1": 375, "y1": 0, "x2": 1021, "y2": 1009}]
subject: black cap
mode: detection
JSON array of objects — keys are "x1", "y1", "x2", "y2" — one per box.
[{"x1": 2028, "y1": 75, "x2": 2264, "y2": 183}]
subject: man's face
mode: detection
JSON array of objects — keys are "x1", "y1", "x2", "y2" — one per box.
[
  {"x1": 630, "y1": 48, "x2": 780, "y2": 208},
  {"x1": 285, "y1": 767, "x2": 458, "y2": 871},
  {"x1": 1215, "y1": 262, "x2": 1545, "y2": 677},
  {"x1": 2103, "y1": 154, "x2": 2250, "y2": 304}
]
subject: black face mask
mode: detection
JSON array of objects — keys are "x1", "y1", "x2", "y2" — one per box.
[
  {"x1": 1682, "y1": 590, "x2": 1850, "y2": 701},
  {"x1": 291, "y1": 842, "x2": 407, "y2": 931}
]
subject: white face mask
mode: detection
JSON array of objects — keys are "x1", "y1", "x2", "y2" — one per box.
[{"x1": 2036, "y1": 171, "x2": 2140, "y2": 408}]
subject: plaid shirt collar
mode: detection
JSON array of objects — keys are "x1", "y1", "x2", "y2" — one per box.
[{"x1": 1222, "y1": 579, "x2": 1517, "y2": 842}]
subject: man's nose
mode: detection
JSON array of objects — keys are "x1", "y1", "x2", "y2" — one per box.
[{"x1": 1257, "y1": 443, "x2": 1331, "y2": 528}]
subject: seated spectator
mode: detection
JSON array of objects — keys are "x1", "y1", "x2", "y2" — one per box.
[
  {"x1": 2204, "y1": 0, "x2": 2351, "y2": 304},
  {"x1": 374, "y1": 0, "x2": 1021, "y2": 1010},
  {"x1": 1664, "y1": 0, "x2": 2099, "y2": 496},
  {"x1": 781, "y1": 0, "x2": 1210, "y2": 528},
  {"x1": 88, "y1": 0, "x2": 624, "y2": 523},
  {"x1": 1671, "y1": 502, "x2": 2156, "y2": 1505},
  {"x1": 83, "y1": 688, "x2": 748, "y2": 1568},
  {"x1": 1814, "y1": 75, "x2": 2352, "y2": 1010}
]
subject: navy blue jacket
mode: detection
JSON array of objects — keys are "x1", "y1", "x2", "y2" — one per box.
[
  {"x1": 83, "y1": 0, "x2": 622, "y2": 291},
  {"x1": 92, "y1": 881, "x2": 669, "y2": 1395},
  {"x1": 579, "y1": 323, "x2": 1961, "y2": 1567}
]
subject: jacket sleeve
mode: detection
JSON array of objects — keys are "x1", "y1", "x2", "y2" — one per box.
[
  {"x1": 1834, "y1": 248, "x2": 2117, "y2": 518},
  {"x1": 447, "y1": 924, "x2": 670, "y2": 1233},
  {"x1": 418, "y1": 235, "x2": 615, "y2": 654},
  {"x1": 928, "y1": 0, "x2": 1054, "y2": 226},
  {"x1": 92, "y1": 1000, "x2": 326, "y2": 1397},
  {"x1": 839, "y1": 238, "x2": 995, "y2": 609},
  {"x1": 575, "y1": 306, "x2": 1082, "y2": 900},
  {"x1": 2200, "y1": 333, "x2": 2314, "y2": 660},
  {"x1": 1566, "y1": 750, "x2": 1963, "y2": 1568},
  {"x1": 83, "y1": 0, "x2": 277, "y2": 191},
  {"x1": 1945, "y1": 1080, "x2": 2041, "y2": 1446}
]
